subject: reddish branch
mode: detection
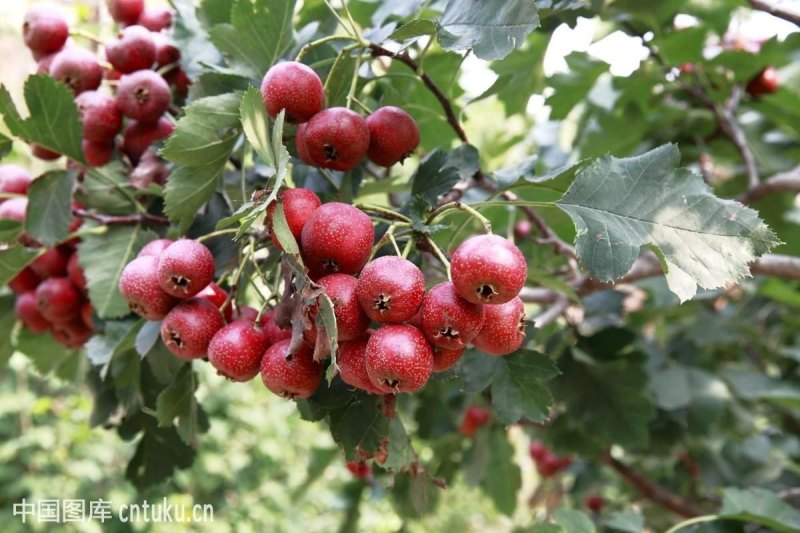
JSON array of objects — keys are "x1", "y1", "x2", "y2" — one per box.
[
  {"x1": 602, "y1": 455, "x2": 704, "y2": 518},
  {"x1": 739, "y1": 165, "x2": 800, "y2": 203},
  {"x1": 73, "y1": 208, "x2": 169, "y2": 226},
  {"x1": 749, "y1": 0, "x2": 800, "y2": 26}
]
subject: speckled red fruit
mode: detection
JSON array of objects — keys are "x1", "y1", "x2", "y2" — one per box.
[
  {"x1": 31, "y1": 143, "x2": 61, "y2": 160},
  {"x1": 233, "y1": 305, "x2": 261, "y2": 325},
  {"x1": 15, "y1": 291, "x2": 51, "y2": 333},
  {"x1": 346, "y1": 461, "x2": 372, "y2": 479},
  {"x1": 208, "y1": 321, "x2": 269, "y2": 382},
  {"x1": 529, "y1": 440, "x2": 548, "y2": 461},
  {"x1": 121, "y1": 117, "x2": 174, "y2": 164},
  {"x1": 160, "y1": 298, "x2": 225, "y2": 359},
  {"x1": 420, "y1": 282, "x2": 485, "y2": 351},
  {"x1": 76, "y1": 90, "x2": 122, "y2": 143},
  {"x1": 152, "y1": 33, "x2": 180, "y2": 68},
  {"x1": 137, "y1": 6, "x2": 173, "y2": 31},
  {"x1": 266, "y1": 188, "x2": 321, "y2": 249},
  {"x1": 451, "y1": 234, "x2": 527, "y2": 305},
  {"x1": 459, "y1": 405, "x2": 490, "y2": 437},
  {"x1": 36, "y1": 51, "x2": 60, "y2": 75},
  {"x1": 356, "y1": 256, "x2": 424, "y2": 323},
  {"x1": 105, "y1": 25, "x2": 155, "y2": 74},
  {"x1": 164, "y1": 67, "x2": 191, "y2": 98},
  {"x1": 513, "y1": 219, "x2": 532, "y2": 240},
  {"x1": 81, "y1": 300, "x2": 94, "y2": 329},
  {"x1": 116, "y1": 70, "x2": 171, "y2": 123},
  {"x1": 156, "y1": 239, "x2": 215, "y2": 299},
  {"x1": 82, "y1": 140, "x2": 113, "y2": 167},
  {"x1": 585, "y1": 494, "x2": 605, "y2": 512},
  {"x1": 49, "y1": 47, "x2": 102, "y2": 95},
  {"x1": 261, "y1": 310, "x2": 292, "y2": 344},
  {"x1": 106, "y1": 0, "x2": 145, "y2": 25},
  {"x1": 295, "y1": 123, "x2": 313, "y2": 164},
  {"x1": 260, "y1": 61, "x2": 324, "y2": 123},
  {"x1": 0, "y1": 197, "x2": 27, "y2": 224},
  {"x1": 365, "y1": 325, "x2": 433, "y2": 393},
  {"x1": 23, "y1": 6, "x2": 68, "y2": 55},
  {"x1": 366, "y1": 106, "x2": 420, "y2": 167},
  {"x1": 260, "y1": 339, "x2": 322, "y2": 399},
  {"x1": 35, "y1": 277, "x2": 80, "y2": 323},
  {"x1": 30, "y1": 247, "x2": 69, "y2": 278},
  {"x1": 0, "y1": 165, "x2": 33, "y2": 198},
  {"x1": 196, "y1": 282, "x2": 232, "y2": 321},
  {"x1": 304, "y1": 108, "x2": 370, "y2": 171},
  {"x1": 472, "y1": 296, "x2": 526, "y2": 356},
  {"x1": 52, "y1": 317, "x2": 93, "y2": 348},
  {"x1": 315, "y1": 274, "x2": 369, "y2": 342},
  {"x1": 9, "y1": 267, "x2": 41, "y2": 294},
  {"x1": 338, "y1": 334, "x2": 383, "y2": 394},
  {"x1": 119, "y1": 255, "x2": 178, "y2": 320},
  {"x1": 746, "y1": 66, "x2": 779, "y2": 97},
  {"x1": 300, "y1": 202, "x2": 374, "y2": 277},
  {"x1": 432, "y1": 346, "x2": 464, "y2": 372},
  {"x1": 137, "y1": 238, "x2": 173, "y2": 258}
]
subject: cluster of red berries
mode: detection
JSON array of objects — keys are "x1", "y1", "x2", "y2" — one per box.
[
  {"x1": 22, "y1": 0, "x2": 187, "y2": 176},
  {"x1": 529, "y1": 440, "x2": 573, "y2": 478},
  {"x1": 261, "y1": 61, "x2": 421, "y2": 170},
  {"x1": 1, "y1": 165, "x2": 94, "y2": 348},
  {"x1": 459, "y1": 405, "x2": 491, "y2": 437}
]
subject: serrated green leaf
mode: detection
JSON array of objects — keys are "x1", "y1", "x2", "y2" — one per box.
[
  {"x1": 0, "y1": 76, "x2": 84, "y2": 162},
  {"x1": 171, "y1": 0, "x2": 224, "y2": 77},
  {"x1": 325, "y1": 52, "x2": 359, "y2": 108},
  {"x1": 24, "y1": 170, "x2": 74, "y2": 246},
  {"x1": 135, "y1": 320, "x2": 162, "y2": 357},
  {"x1": 554, "y1": 509, "x2": 596, "y2": 533},
  {"x1": 79, "y1": 224, "x2": 156, "y2": 319},
  {"x1": 80, "y1": 163, "x2": 139, "y2": 214},
  {"x1": 0, "y1": 246, "x2": 40, "y2": 285},
  {"x1": 604, "y1": 510, "x2": 644, "y2": 533},
  {"x1": 557, "y1": 144, "x2": 779, "y2": 302},
  {"x1": 546, "y1": 53, "x2": 607, "y2": 120},
  {"x1": 481, "y1": 429, "x2": 521, "y2": 516},
  {"x1": 125, "y1": 418, "x2": 196, "y2": 490},
  {"x1": 390, "y1": 19, "x2": 437, "y2": 47},
  {"x1": 410, "y1": 150, "x2": 462, "y2": 204},
  {"x1": 164, "y1": 161, "x2": 233, "y2": 234},
  {"x1": 272, "y1": 202, "x2": 299, "y2": 253},
  {"x1": 720, "y1": 488, "x2": 800, "y2": 532},
  {"x1": 240, "y1": 86, "x2": 275, "y2": 168},
  {"x1": 0, "y1": 132, "x2": 11, "y2": 158},
  {"x1": 156, "y1": 365, "x2": 204, "y2": 447},
  {"x1": 15, "y1": 327, "x2": 75, "y2": 376},
  {"x1": 0, "y1": 295, "x2": 17, "y2": 366},
  {"x1": 383, "y1": 417, "x2": 416, "y2": 471},
  {"x1": 329, "y1": 396, "x2": 390, "y2": 460},
  {"x1": 319, "y1": 294, "x2": 339, "y2": 382},
  {"x1": 0, "y1": 219, "x2": 22, "y2": 243},
  {"x1": 490, "y1": 350, "x2": 559, "y2": 424},
  {"x1": 437, "y1": 0, "x2": 540, "y2": 60}
]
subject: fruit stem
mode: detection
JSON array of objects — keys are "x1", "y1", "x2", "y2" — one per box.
[
  {"x1": 295, "y1": 35, "x2": 359, "y2": 62},
  {"x1": 156, "y1": 61, "x2": 180, "y2": 76},
  {"x1": 345, "y1": 51, "x2": 364, "y2": 111},
  {"x1": 356, "y1": 204, "x2": 412, "y2": 223},
  {"x1": 424, "y1": 235, "x2": 451, "y2": 279},
  {"x1": 428, "y1": 201, "x2": 493, "y2": 234},
  {"x1": 340, "y1": 0, "x2": 362, "y2": 38},
  {"x1": 0, "y1": 192, "x2": 26, "y2": 199},
  {"x1": 254, "y1": 301, "x2": 271, "y2": 327},
  {"x1": 350, "y1": 97, "x2": 372, "y2": 114},
  {"x1": 197, "y1": 228, "x2": 239, "y2": 243},
  {"x1": 321, "y1": 0, "x2": 359, "y2": 39},
  {"x1": 402, "y1": 237, "x2": 414, "y2": 258},
  {"x1": 69, "y1": 29, "x2": 105, "y2": 46}
]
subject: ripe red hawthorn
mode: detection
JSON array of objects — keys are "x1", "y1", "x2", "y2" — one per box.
[
  {"x1": 295, "y1": 123, "x2": 313, "y2": 164},
  {"x1": 459, "y1": 405, "x2": 491, "y2": 437},
  {"x1": 260, "y1": 61, "x2": 325, "y2": 123},
  {"x1": 266, "y1": 188, "x2": 321, "y2": 249},
  {"x1": 304, "y1": 107, "x2": 370, "y2": 171},
  {"x1": 9, "y1": 267, "x2": 41, "y2": 294},
  {"x1": 346, "y1": 461, "x2": 372, "y2": 479},
  {"x1": 529, "y1": 440, "x2": 548, "y2": 462},
  {"x1": 431, "y1": 346, "x2": 465, "y2": 372},
  {"x1": 365, "y1": 106, "x2": 420, "y2": 167},
  {"x1": 15, "y1": 291, "x2": 51, "y2": 333},
  {"x1": 119, "y1": 255, "x2": 178, "y2": 320},
  {"x1": 121, "y1": 117, "x2": 174, "y2": 164},
  {"x1": 356, "y1": 256, "x2": 425, "y2": 323},
  {"x1": 30, "y1": 247, "x2": 70, "y2": 279},
  {"x1": 196, "y1": 282, "x2": 232, "y2": 322},
  {"x1": 513, "y1": 219, "x2": 532, "y2": 240},
  {"x1": 137, "y1": 238, "x2": 174, "y2": 259},
  {"x1": 450, "y1": 234, "x2": 527, "y2": 305},
  {"x1": 116, "y1": 70, "x2": 171, "y2": 123},
  {"x1": 105, "y1": 25, "x2": 156, "y2": 74},
  {"x1": 585, "y1": 494, "x2": 605, "y2": 512},
  {"x1": 23, "y1": 6, "x2": 69, "y2": 55},
  {"x1": 31, "y1": 144, "x2": 61, "y2": 161},
  {"x1": 137, "y1": 6, "x2": 173, "y2": 32},
  {"x1": 260, "y1": 310, "x2": 292, "y2": 345},
  {"x1": 300, "y1": 202, "x2": 374, "y2": 278},
  {"x1": 106, "y1": 0, "x2": 145, "y2": 26},
  {"x1": 156, "y1": 239, "x2": 216, "y2": 298},
  {"x1": 49, "y1": 47, "x2": 103, "y2": 95},
  {"x1": 208, "y1": 321, "x2": 270, "y2": 382},
  {"x1": 311, "y1": 274, "x2": 369, "y2": 342},
  {"x1": 365, "y1": 324, "x2": 434, "y2": 393},
  {"x1": 420, "y1": 282, "x2": 485, "y2": 351},
  {"x1": 52, "y1": 317, "x2": 93, "y2": 348},
  {"x1": 161, "y1": 298, "x2": 225, "y2": 359},
  {"x1": 152, "y1": 33, "x2": 180, "y2": 69},
  {"x1": 260, "y1": 339, "x2": 323, "y2": 399},
  {"x1": 0, "y1": 165, "x2": 33, "y2": 197},
  {"x1": 82, "y1": 140, "x2": 113, "y2": 167},
  {"x1": 35, "y1": 277, "x2": 81, "y2": 323},
  {"x1": 338, "y1": 334, "x2": 383, "y2": 394},
  {"x1": 746, "y1": 66, "x2": 779, "y2": 97},
  {"x1": 471, "y1": 296, "x2": 527, "y2": 356}
]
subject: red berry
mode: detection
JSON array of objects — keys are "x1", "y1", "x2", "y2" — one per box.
[
  {"x1": 304, "y1": 108, "x2": 370, "y2": 171},
  {"x1": 513, "y1": 219, "x2": 532, "y2": 240},
  {"x1": 82, "y1": 140, "x2": 114, "y2": 167},
  {"x1": 451, "y1": 234, "x2": 527, "y2": 305},
  {"x1": 152, "y1": 33, "x2": 180, "y2": 68},
  {"x1": 52, "y1": 317, "x2": 93, "y2": 348},
  {"x1": 36, "y1": 51, "x2": 60, "y2": 75},
  {"x1": 746, "y1": 66, "x2": 779, "y2": 97},
  {"x1": 49, "y1": 47, "x2": 103, "y2": 95},
  {"x1": 105, "y1": 25, "x2": 156, "y2": 74},
  {"x1": 365, "y1": 324, "x2": 433, "y2": 393},
  {"x1": 459, "y1": 405, "x2": 490, "y2": 437},
  {"x1": 472, "y1": 296, "x2": 526, "y2": 356},
  {"x1": 313, "y1": 274, "x2": 369, "y2": 342},
  {"x1": 585, "y1": 494, "x2": 605, "y2": 512},
  {"x1": 432, "y1": 346, "x2": 464, "y2": 372},
  {"x1": 295, "y1": 123, "x2": 313, "y2": 164},
  {"x1": 31, "y1": 143, "x2": 61, "y2": 161},
  {"x1": 156, "y1": 239, "x2": 216, "y2": 298},
  {"x1": 137, "y1": 6, "x2": 173, "y2": 32},
  {"x1": 0, "y1": 164, "x2": 33, "y2": 198},
  {"x1": 346, "y1": 460, "x2": 372, "y2": 479},
  {"x1": 260, "y1": 61, "x2": 324, "y2": 123},
  {"x1": 106, "y1": 0, "x2": 145, "y2": 25},
  {"x1": 300, "y1": 202, "x2": 374, "y2": 278},
  {"x1": 81, "y1": 300, "x2": 94, "y2": 329},
  {"x1": 356, "y1": 256, "x2": 425, "y2": 323},
  {"x1": 338, "y1": 334, "x2": 383, "y2": 394},
  {"x1": 30, "y1": 247, "x2": 69, "y2": 278},
  {"x1": 208, "y1": 321, "x2": 269, "y2": 381},
  {"x1": 260, "y1": 338, "x2": 322, "y2": 399},
  {"x1": 76, "y1": 90, "x2": 122, "y2": 143},
  {"x1": 536, "y1": 452, "x2": 561, "y2": 478},
  {"x1": 266, "y1": 188, "x2": 321, "y2": 249},
  {"x1": 233, "y1": 305, "x2": 262, "y2": 326},
  {"x1": 15, "y1": 291, "x2": 51, "y2": 333},
  {"x1": 260, "y1": 310, "x2": 291, "y2": 344},
  {"x1": 137, "y1": 238, "x2": 174, "y2": 258},
  {"x1": 9, "y1": 267, "x2": 41, "y2": 294},
  {"x1": 196, "y1": 282, "x2": 232, "y2": 322},
  {"x1": 0, "y1": 197, "x2": 27, "y2": 224},
  {"x1": 116, "y1": 70, "x2": 171, "y2": 123},
  {"x1": 35, "y1": 277, "x2": 81, "y2": 323},
  {"x1": 420, "y1": 282, "x2": 485, "y2": 351},
  {"x1": 121, "y1": 117, "x2": 174, "y2": 164},
  {"x1": 161, "y1": 298, "x2": 225, "y2": 359},
  {"x1": 23, "y1": 6, "x2": 69, "y2": 55},
  {"x1": 119, "y1": 255, "x2": 178, "y2": 320},
  {"x1": 366, "y1": 106, "x2": 420, "y2": 167},
  {"x1": 529, "y1": 440, "x2": 548, "y2": 462}
]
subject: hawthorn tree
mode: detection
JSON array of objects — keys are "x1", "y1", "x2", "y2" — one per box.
[{"x1": 1, "y1": 0, "x2": 800, "y2": 531}]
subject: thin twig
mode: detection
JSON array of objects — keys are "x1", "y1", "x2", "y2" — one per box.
[
  {"x1": 73, "y1": 209, "x2": 169, "y2": 226},
  {"x1": 738, "y1": 165, "x2": 800, "y2": 204},
  {"x1": 749, "y1": 0, "x2": 800, "y2": 26},
  {"x1": 533, "y1": 296, "x2": 570, "y2": 328}
]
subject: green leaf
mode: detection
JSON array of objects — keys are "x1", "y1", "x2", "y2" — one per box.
[
  {"x1": 15, "y1": 327, "x2": 76, "y2": 377},
  {"x1": 325, "y1": 52, "x2": 359, "y2": 108},
  {"x1": 720, "y1": 488, "x2": 800, "y2": 532},
  {"x1": 547, "y1": 53, "x2": 607, "y2": 120},
  {"x1": 0, "y1": 132, "x2": 11, "y2": 158},
  {"x1": 0, "y1": 295, "x2": 17, "y2": 366},
  {"x1": 383, "y1": 417, "x2": 416, "y2": 471},
  {"x1": 480, "y1": 33, "x2": 548, "y2": 115},
  {"x1": 654, "y1": 27, "x2": 708, "y2": 65},
  {"x1": 329, "y1": 396, "x2": 390, "y2": 460},
  {"x1": 79, "y1": 163, "x2": 139, "y2": 214},
  {"x1": 319, "y1": 293, "x2": 339, "y2": 382},
  {"x1": 389, "y1": 19, "x2": 437, "y2": 47},
  {"x1": 554, "y1": 509, "x2": 596, "y2": 533},
  {"x1": 171, "y1": 0, "x2": 224, "y2": 77},
  {"x1": 490, "y1": 350, "x2": 559, "y2": 424},
  {"x1": 272, "y1": 202, "x2": 299, "y2": 253},
  {"x1": 0, "y1": 76, "x2": 84, "y2": 162},
  {"x1": 0, "y1": 219, "x2": 22, "y2": 244},
  {"x1": 209, "y1": 0, "x2": 297, "y2": 76},
  {"x1": 155, "y1": 365, "x2": 205, "y2": 447},
  {"x1": 556, "y1": 144, "x2": 779, "y2": 302},
  {"x1": 79, "y1": 224, "x2": 156, "y2": 319},
  {"x1": 481, "y1": 429, "x2": 521, "y2": 516},
  {"x1": 0, "y1": 246, "x2": 40, "y2": 285},
  {"x1": 24, "y1": 170, "x2": 74, "y2": 247},
  {"x1": 604, "y1": 510, "x2": 645, "y2": 533},
  {"x1": 410, "y1": 149, "x2": 465, "y2": 204},
  {"x1": 125, "y1": 418, "x2": 196, "y2": 490},
  {"x1": 437, "y1": 0, "x2": 540, "y2": 60},
  {"x1": 240, "y1": 86, "x2": 276, "y2": 168},
  {"x1": 164, "y1": 163, "x2": 230, "y2": 234}
]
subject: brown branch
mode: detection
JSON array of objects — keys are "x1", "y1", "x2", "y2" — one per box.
[
  {"x1": 738, "y1": 165, "x2": 800, "y2": 203},
  {"x1": 715, "y1": 87, "x2": 760, "y2": 189},
  {"x1": 602, "y1": 455, "x2": 704, "y2": 518},
  {"x1": 749, "y1": 0, "x2": 800, "y2": 26},
  {"x1": 533, "y1": 295, "x2": 571, "y2": 328},
  {"x1": 74, "y1": 209, "x2": 169, "y2": 226}
]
